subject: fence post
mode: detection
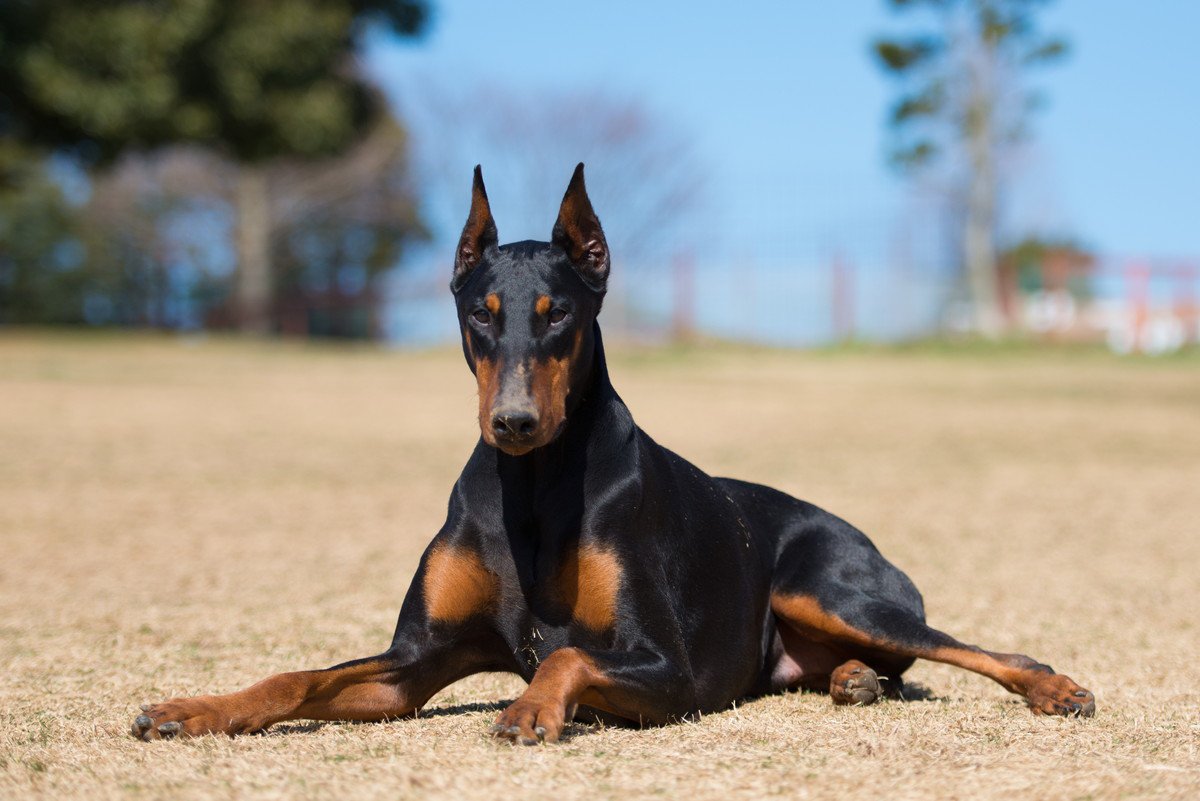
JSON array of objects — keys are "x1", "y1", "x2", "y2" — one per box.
[
  {"x1": 1176, "y1": 261, "x2": 1198, "y2": 345},
  {"x1": 832, "y1": 251, "x2": 854, "y2": 343},
  {"x1": 671, "y1": 250, "x2": 696, "y2": 342},
  {"x1": 1126, "y1": 260, "x2": 1150, "y2": 353}
]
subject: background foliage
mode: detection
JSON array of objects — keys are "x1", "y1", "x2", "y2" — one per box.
[{"x1": 0, "y1": 0, "x2": 428, "y2": 335}]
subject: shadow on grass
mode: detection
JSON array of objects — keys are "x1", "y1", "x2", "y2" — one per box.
[
  {"x1": 266, "y1": 699, "x2": 514, "y2": 737},
  {"x1": 418, "y1": 699, "x2": 511, "y2": 718},
  {"x1": 786, "y1": 679, "x2": 942, "y2": 705},
  {"x1": 266, "y1": 683, "x2": 946, "y2": 738},
  {"x1": 265, "y1": 699, "x2": 615, "y2": 743},
  {"x1": 891, "y1": 681, "x2": 940, "y2": 703}
]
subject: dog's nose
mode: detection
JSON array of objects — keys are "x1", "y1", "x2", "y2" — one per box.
[{"x1": 492, "y1": 409, "x2": 538, "y2": 439}]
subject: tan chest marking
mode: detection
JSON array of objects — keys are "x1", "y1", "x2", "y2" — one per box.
[
  {"x1": 554, "y1": 544, "x2": 623, "y2": 632},
  {"x1": 423, "y1": 545, "x2": 496, "y2": 624}
]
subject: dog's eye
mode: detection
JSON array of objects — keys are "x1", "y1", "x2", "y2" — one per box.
[
  {"x1": 471, "y1": 309, "x2": 491, "y2": 325},
  {"x1": 548, "y1": 309, "x2": 568, "y2": 325}
]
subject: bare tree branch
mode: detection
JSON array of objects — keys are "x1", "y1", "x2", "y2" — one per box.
[{"x1": 405, "y1": 82, "x2": 708, "y2": 269}]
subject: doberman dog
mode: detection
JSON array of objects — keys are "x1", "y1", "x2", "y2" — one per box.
[{"x1": 132, "y1": 164, "x2": 1095, "y2": 745}]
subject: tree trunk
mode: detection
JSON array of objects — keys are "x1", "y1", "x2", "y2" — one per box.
[
  {"x1": 964, "y1": 148, "x2": 1003, "y2": 336},
  {"x1": 234, "y1": 166, "x2": 272, "y2": 334},
  {"x1": 963, "y1": 63, "x2": 1005, "y2": 338}
]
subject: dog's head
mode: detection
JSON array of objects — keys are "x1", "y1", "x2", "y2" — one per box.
[{"x1": 451, "y1": 164, "x2": 609, "y2": 456}]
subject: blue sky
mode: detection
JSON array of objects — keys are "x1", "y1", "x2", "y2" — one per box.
[
  {"x1": 369, "y1": 0, "x2": 1199, "y2": 260},
  {"x1": 365, "y1": 1, "x2": 1199, "y2": 344}
]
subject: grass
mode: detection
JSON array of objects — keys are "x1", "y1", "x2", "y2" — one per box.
[{"x1": 1, "y1": 330, "x2": 1198, "y2": 800}]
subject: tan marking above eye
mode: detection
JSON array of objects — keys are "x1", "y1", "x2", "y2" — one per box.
[
  {"x1": 424, "y1": 544, "x2": 497, "y2": 623},
  {"x1": 554, "y1": 543, "x2": 622, "y2": 632},
  {"x1": 485, "y1": 293, "x2": 501, "y2": 315},
  {"x1": 535, "y1": 295, "x2": 551, "y2": 316}
]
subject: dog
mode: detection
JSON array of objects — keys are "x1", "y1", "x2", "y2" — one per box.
[{"x1": 132, "y1": 164, "x2": 1095, "y2": 744}]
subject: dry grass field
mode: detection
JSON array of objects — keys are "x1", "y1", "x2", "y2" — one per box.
[{"x1": 1, "y1": 331, "x2": 1198, "y2": 800}]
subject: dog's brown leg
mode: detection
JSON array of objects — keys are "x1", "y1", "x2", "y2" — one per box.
[
  {"x1": 772, "y1": 593, "x2": 1095, "y2": 716},
  {"x1": 917, "y1": 644, "x2": 1096, "y2": 715},
  {"x1": 131, "y1": 650, "x2": 481, "y2": 740},
  {"x1": 489, "y1": 646, "x2": 698, "y2": 745},
  {"x1": 132, "y1": 531, "x2": 515, "y2": 741}
]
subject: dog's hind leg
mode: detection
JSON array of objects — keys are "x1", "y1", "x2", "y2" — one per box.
[
  {"x1": 771, "y1": 591, "x2": 1095, "y2": 716},
  {"x1": 769, "y1": 510, "x2": 1094, "y2": 716}
]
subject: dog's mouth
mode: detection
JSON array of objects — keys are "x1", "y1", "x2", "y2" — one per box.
[
  {"x1": 494, "y1": 440, "x2": 537, "y2": 457},
  {"x1": 485, "y1": 417, "x2": 567, "y2": 456}
]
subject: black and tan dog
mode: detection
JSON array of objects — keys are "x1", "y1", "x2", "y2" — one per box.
[{"x1": 132, "y1": 165, "x2": 1095, "y2": 745}]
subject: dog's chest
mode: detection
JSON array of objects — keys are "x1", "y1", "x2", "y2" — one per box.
[
  {"x1": 529, "y1": 541, "x2": 623, "y2": 633},
  {"x1": 502, "y1": 540, "x2": 625, "y2": 665},
  {"x1": 421, "y1": 538, "x2": 625, "y2": 645}
]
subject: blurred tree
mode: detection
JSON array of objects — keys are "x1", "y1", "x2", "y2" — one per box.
[
  {"x1": 82, "y1": 146, "x2": 234, "y2": 329},
  {"x1": 872, "y1": 0, "x2": 1067, "y2": 336},
  {"x1": 79, "y1": 118, "x2": 425, "y2": 335},
  {"x1": 270, "y1": 118, "x2": 426, "y2": 337},
  {"x1": 0, "y1": 0, "x2": 428, "y2": 333},
  {"x1": 413, "y1": 85, "x2": 706, "y2": 271},
  {"x1": 0, "y1": 143, "x2": 86, "y2": 324},
  {"x1": 410, "y1": 85, "x2": 707, "y2": 337}
]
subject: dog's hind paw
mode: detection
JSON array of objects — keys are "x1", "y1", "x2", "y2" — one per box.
[
  {"x1": 1026, "y1": 675, "x2": 1096, "y2": 717},
  {"x1": 830, "y1": 660, "x2": 883, "y2": 706}
]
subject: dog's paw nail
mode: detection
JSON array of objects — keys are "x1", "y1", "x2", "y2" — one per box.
[
  {"x1": 1074, "y1": 691, "x2": 1088, "y2": 698},
  {"x1": 534, "y1": 726, "x2": 547, "y2": 741},
  {"x1": 157, "y1": 722, "x2": 181, "y2": 736}
]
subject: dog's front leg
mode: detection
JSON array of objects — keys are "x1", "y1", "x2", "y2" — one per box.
[
  {"x1": 132, "y1": 525, "x2": 513, "y2": 740},
  {"x1": 131, "y1": 637, "x2": 481, "y2": 741},
  {"x1": 490, "y1": 646, "x2": 693, "y2": 745}
]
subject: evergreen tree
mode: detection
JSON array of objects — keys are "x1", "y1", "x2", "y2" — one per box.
[
  {"x1": 0, "y1": 0, "x2": 428, "y2": 332},
  {"x1": 873, "y1": 0, "x2": 1067, "y2": 335}
]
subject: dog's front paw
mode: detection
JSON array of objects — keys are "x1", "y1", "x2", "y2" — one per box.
[
  {"x1": 490, "y1": 692, "x2": 574, "y2": 745},
  {"x1": 1025, "y1": 674, "x2": 1095, "y2": 718},
  {"x1": 131, "y1": 695, "x2": 263, "y2": 741}
]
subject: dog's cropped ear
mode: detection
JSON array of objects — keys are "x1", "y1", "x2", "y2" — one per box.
[
  {"x1": 452, "y1": 165, "x2": 498, "y2": 292},
  {"x1": 552, "y1": 163, "x2": 609, "y2": 292}
]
